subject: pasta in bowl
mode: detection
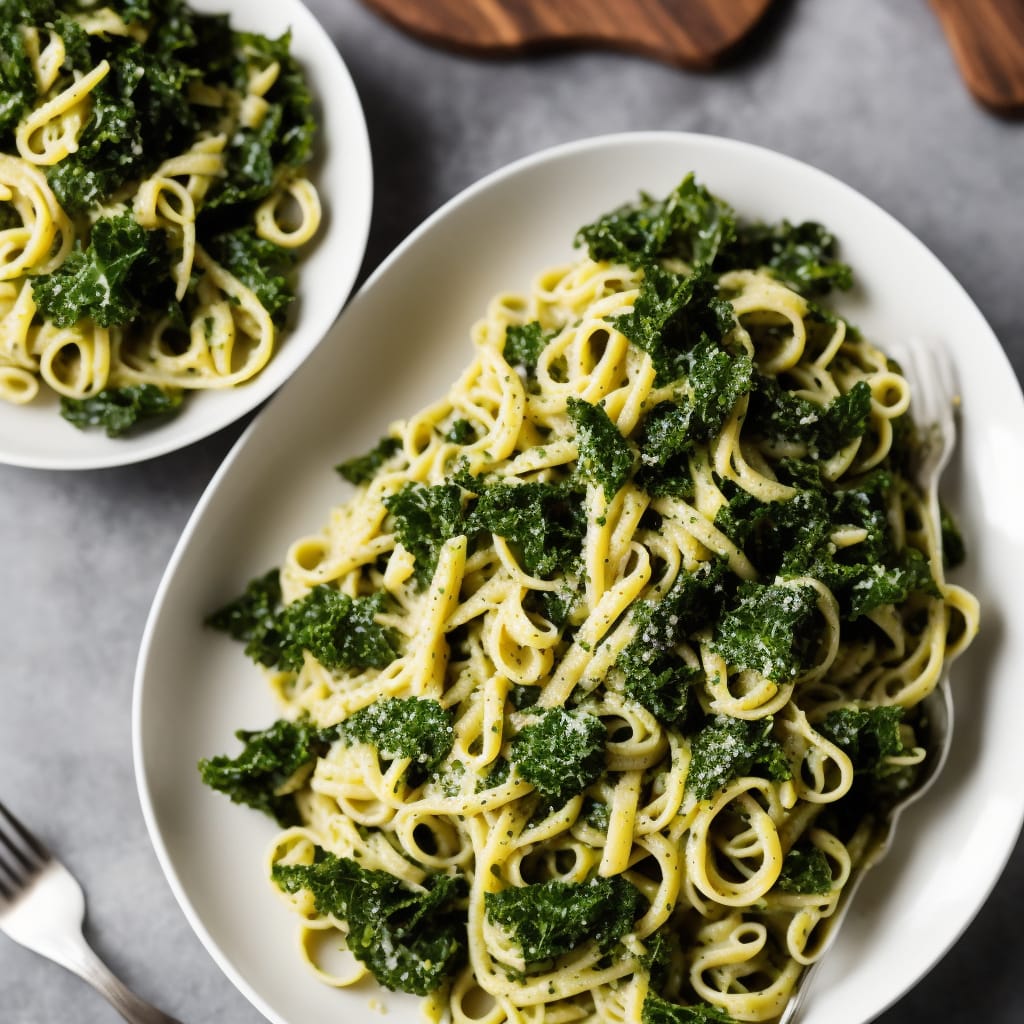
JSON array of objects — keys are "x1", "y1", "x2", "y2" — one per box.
[
  {"x1": 195, "y1": 173, "x2": 978, "y2": 1023},
  {"x1": 0, "y1": 0, "x2": 371, "y2": 468},
  {"x1": 134, "y1": 133, "x2": 1023, "y2": 1024}
]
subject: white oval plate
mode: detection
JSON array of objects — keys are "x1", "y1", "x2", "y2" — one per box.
[
  {"x1": 0, "y1": 0, "x2": 372, "y2": 471},
  {"x1": 134, "y1": 132, "x2": 1024, "y2": 1024}
]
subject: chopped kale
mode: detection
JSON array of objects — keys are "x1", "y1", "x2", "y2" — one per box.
[
  {"x1": 336, "y1": 435, "x2": 402, "y2": 485},
  {"x1": 747, "y1": 376, "x2": 872, "y2": 457},
  {"x1": 384, "y1": 482, "x2": 466, "y2": 588},
  {"x1": 0, "y1": 9, "x2": 37, "y2": 135},
  {"x1": 206, "y1": 568, "x2": 285, "y2": 667},
  {"x1": 776, "y1": 846, "x2": 834, "y2": 895},
  {"x1": 523, "y1": 583, "x2": 578, "y2": 629},
  {"x1": 716, "y1": 220, "x2": 853, "y2": 298},
  {"x1": 710, "y1": 581, "x2": 819, "y2": 681},
  {"x1": 205, "y1": 228, "x2": 296, "y2": 324},
  {"x1": 687, "y1": 338, "x2": 753, "y2": 439},
  {"x1": 618, "y1": 643, "x2": 700, "y2": 726},
  {"x1": 617, "y1": 560, "x2": 730, "y2": 724},
  {"x1": 468, "y1": 479, "x2": 586, "y2": 579},
  {"x1": 845, "y1": 547, "x2": 940, "y2": 620},
  {"x1": 31, "y1": 213, "x2": 163, "y2": 328},
  {"x1": 510, "y1": 707, "x2": 605, "y2": 808},
  {"x1": 277, "y1": 587, "x2": 398, "y2": 671},
  {"x1": 272, "y1": 849, "x2": 467, "y2": 995},
  {"x1": 818, "y1": 705, "x2": 911, "y2": 777},
  {"x1": 60, "y1": 384, "x2": 183, "y2": 437},
  {"x1": 642, "y1": 992, "x2": 740, "y2": 1024},
  {"x1": 198, "y1": 717, "x2": 337, "y2": 825},
  {"x1": 485, "y1": 875, "x2": 644, "y2": 963},
  {"x1": 566, "y1": 396, "x2": 635, "y2": 499},
  {"x1": 475, "y1": 756, "x2": 511, "y2": 793},
  {"x1": 508, "y1": 684, "x2": 542, "y2": 710},
  {"x1": 636, "y1": 400, "x2": 696, "y2": 498},
  {"x1": 612, "y1": 264, "x2": 735, "y2": 387},
  {"x1": 635, "y1": 341, "x2": 750, "y2": 497},
  {"x1": 576, "y1": 174, "x2": 735, "y2": 269},
  {"x1": 207, "y1": 576, "x2": 399, "y2": 671},
  {"x1": 444, "y1": 418, "x2": 475, "y2": 444},
  {"x1": 342, "y1": 696, "x2": 454, "y2": 777},
  {"x1": 236, "y1": 30, "x2": 316, "y2": 166},
  {"x1": 714, "y1": 466, "x2": 939, "y2": 624},
  {"x1": 46, "y1": 37, "x2": 201, "y2": 215},
  {"x1": 686, "y1": 715, "x2": 791, "y2": 799},
  {"x1": 503, "y1": 321, "x2": 552, "y2": 371},
  {"x1": 207, "y1": 30, "x2": 315, "y2": 208},
  {"x1": 582, "y1": 797, "x2": 611, "y2": 831}
]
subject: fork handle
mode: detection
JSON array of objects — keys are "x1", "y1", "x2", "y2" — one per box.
[{"x1": 42, "y1": 928, "x2": 185, "y2": 1024}]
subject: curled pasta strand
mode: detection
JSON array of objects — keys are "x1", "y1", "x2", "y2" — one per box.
[{"x1": 16, "y1": 61, "x2": 111, "y2": 166}]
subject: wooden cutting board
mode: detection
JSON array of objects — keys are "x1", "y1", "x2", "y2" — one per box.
[
  {"x1": 359, "y1": 0, "x2": 1024, "y2": 115},
  {"x1": 358, "y1": 0, "x2": 776, "y2": 70},
  {"x1": 930, "y1": 0, "x2": 1024, "y2": 115}
]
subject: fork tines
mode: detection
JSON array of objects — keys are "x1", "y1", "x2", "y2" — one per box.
[{"x1": 0, "y1": 800, "x2": 49, "y2": 900}]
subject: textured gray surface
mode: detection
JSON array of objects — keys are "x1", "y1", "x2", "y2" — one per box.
[{"x1": 1, "y1": 0, "x2": 1022, "y2": 1021}]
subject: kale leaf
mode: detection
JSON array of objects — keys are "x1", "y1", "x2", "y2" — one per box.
[
  {"x1": 206, "y1": 568, "x2": 286, "y2": 666},
  {"x1": 384, "y1": 482, "x2": 466, "y2": 587},
  {"x1": 336, "y1": 435, "x2": 402, "y2": 485},
  {"x1": 510, "y1": 707, "x2": 605, "y2": 808},
  {"x1": 278, "y1": 587, "x2": 398, "y2": 671},
  {"x1": 468, "y1": 479, "x2": 586, "y2": 580},
  {"x1": 642, "y1": 992, "x2": 740, "y2": 1024},
  {"x1": 235, "y1": 30, "x2": 316, "y2": 166},
  {"x1": 207, "y1": 576, "x2": 399, "y2": 671},
  {"x1": 687, "y1": 338, "x2": 753, "y2": 439},
  {"x1": 617, "y1": 560, "x2": 730, "y2": 724},
  {"x1": 818, "y1": 705, "x2": 911, "y2": 777},
  {"x1": 205, "y1": 228, "x2": 296, "y2": 324},
  {"x1": 485, "y1": 875, "x2": 644, "y2": 963},
  {"x1": 272, "y1": 849, "x2": 467, "y2": 995},
  {"x1": 47, "y1": 38, "x2": 200, "y2": 214},
  {"x1": 198, "y1": 717, "x2": 338, "y2": 825},
  {"x1": 0, "y1": 11, "x2": 38, "y2": 135},
  {"x1": 715, "y1": 467, "x2": 939, "y2": 623},
  {"x1": 636, "y1": 401, "x2": 696, "y2": 498},
  {"x1": 686, "y1": 715, "x2": 791, "y2": 799},
  {"x1": 207, "y1": 30, "x2": 315, "y2": 208},
  {"x1": 444, "y1": 418, "x2": 475, "y2": 444},
  {"x1": 716, "y1": 220, "x2": 853, "y2": 298},
  {"x1": 576, "y1": 174, "x2": 735, "y2": 269},
  {"x1": 710, "y1": 581, "x2": 819, "y2": 681},
  {"x1": 635, "y1": 341, "x2": 751, "y2": 497},
  {"x1": 342, "y1": 696, "x2": 454, "y2": 777},
  {"x1": 31, "y1": 213, "x2": 162, "y2": 327},
  {"x1": 776, "y1": 846, "x2": 834, "y2": 895},
  {"x1": 60, "y1": 385, "x2": 182, "y2": 437},
  {"x1": 612, "y1": 264, "x2": 735, "y2": 387},
  {"x1": 747, "y1": 376, "x2": 872, "y2": 457},
  {"x1": 567, "y1": 396, "x2": 634, "y2": 499},
  {"x1": 503, "y1": 321, "x2": 552, "y2": 371},
  {"x1": 845, "y1": 548, "x2": 939, "y2": 620}
]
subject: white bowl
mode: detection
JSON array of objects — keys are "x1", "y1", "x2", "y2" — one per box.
[
  {"x1": 134, "y1": 131, "x2": 1024, "y2": 1024},
  {"x1": 0, "y1": 0, "x2": 372, "y2": 471}
]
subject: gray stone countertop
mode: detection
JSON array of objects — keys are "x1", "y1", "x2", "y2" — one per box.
[{"x1": 1, "y1": 0, "x2": 1022, "y2": 1021}]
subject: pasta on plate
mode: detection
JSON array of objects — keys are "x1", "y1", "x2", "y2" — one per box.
[
  {"x1": 0, "y1": 0, "x2": 321, "y2": 435},
  {"x1": 200, "y1": 176, "x2": 978, "y2": 1023}
]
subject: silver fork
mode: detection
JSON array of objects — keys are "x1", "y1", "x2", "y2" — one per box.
[
  {"x1": 0, "y1": 799, "x2": 185, "y2": 1024},
  {"x1": 779, "y1": 339, "x2": 959, "y2": 1023}
]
